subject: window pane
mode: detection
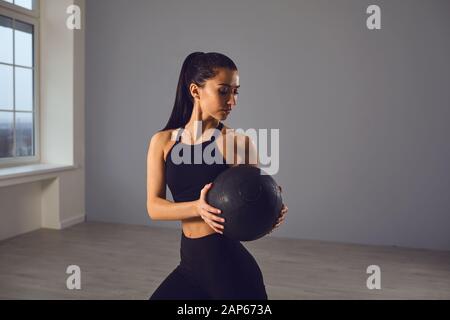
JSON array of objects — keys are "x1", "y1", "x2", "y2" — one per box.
[
  {"x1": 14, "y1": 20, "x2": 33, "y2": 67},
  {"x1": 0, "y1": 64, "x2": 14, "y2": 110},
  {"x1": 15, "y1": 111, "x2": 33, "y2": 156},
  {"x1": 13, "y1": 0, "x2": 33, "y2": 10},
  {"x1": 15, "y1": 67, "x2": 33, "y2": 111},
  {"x1": 0, "y1": 15, "x2": 13, "y2": 64},
  {"x1": 0, "y1": 111, "x2": 14, "y2": 158}
]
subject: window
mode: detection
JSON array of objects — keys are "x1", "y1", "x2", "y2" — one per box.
[
  {"x1": 0, "y1": 0, "x2": 39, "y2": 166},
  {"x1": 3, "y1": 0, "x2": 34, "y2": 11}
]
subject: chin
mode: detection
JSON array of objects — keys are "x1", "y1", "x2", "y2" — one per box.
[{"x1": 219, "y1": 113, "x2": 229, "y2": 120}]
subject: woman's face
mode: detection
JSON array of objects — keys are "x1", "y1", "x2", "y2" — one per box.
[{"x1": 191, "y1": 68, "x2": 240, "y2": 120}]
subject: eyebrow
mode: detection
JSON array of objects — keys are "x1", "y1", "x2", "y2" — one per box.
[{"x1": 218, "y1": 83, "x2": 240, "y2": 88}]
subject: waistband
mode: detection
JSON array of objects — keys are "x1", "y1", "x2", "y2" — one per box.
[{"x1": 181, "y1": 231, "x2": 222, "y2": 242}]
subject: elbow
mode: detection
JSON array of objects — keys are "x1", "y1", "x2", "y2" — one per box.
[{"x1": 147, "y1": 201, "x2": 159, "y2": 220}]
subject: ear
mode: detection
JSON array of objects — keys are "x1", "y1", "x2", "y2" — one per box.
[{"x1": 189, "y1": 83, "x2": 201, "y2": 100}]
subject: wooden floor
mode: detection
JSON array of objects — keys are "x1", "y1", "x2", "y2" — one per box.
[{"x1": 0, "y1": 222, "x2": 449, "y2": 300}]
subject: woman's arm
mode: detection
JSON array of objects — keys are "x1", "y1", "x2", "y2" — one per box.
[{"x1": 146, "y1": 131, "x2": 199, "y2": 221}]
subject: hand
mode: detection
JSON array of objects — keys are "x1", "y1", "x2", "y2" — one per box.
[
  {"x1": 267, "y1": 186, "x2": 288, "y2": 235},
  {"x1": 267, "y1": 204, "x2": 288, "y2": 235},
  {"x1": 195, "y1": 182, "x2": 225, "y2": 234}
]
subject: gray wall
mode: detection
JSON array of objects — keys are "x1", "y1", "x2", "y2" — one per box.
[{"x1": 86, "y1": 0, "x2": 450, "y2": 251}]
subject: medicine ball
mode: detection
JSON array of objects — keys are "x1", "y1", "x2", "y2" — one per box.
[{"x1": 206, "y1": 164, "x2": 283, "y2": 241}]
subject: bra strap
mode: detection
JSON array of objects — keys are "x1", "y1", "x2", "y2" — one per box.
[
  {"x1": 175, "y1": 128, "x2": 184, "y2": 142},
  {"x1": 211, "y1": 122, "x2": 224, "y2": 141}
]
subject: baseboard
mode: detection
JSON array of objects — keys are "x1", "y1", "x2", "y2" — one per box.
[{"x1": 60, "y1": 214, "x2": 86, "y2": 229}]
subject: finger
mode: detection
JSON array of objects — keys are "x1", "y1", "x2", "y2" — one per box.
[
  {"x1": 205, "y1": 217, "x2": 224, "y2": 229},
  {"x1": 203, "y1": 216, "x2": 219, "y2": 228},
  {"x1": 211, "y1": 221, "x2": 225, "y2": 230},
  {"x1": 277, "y1": 211, "x2": 286, "y2": 220},
  {"x1": 200, "y1": 183, "x2": 213, "y2": 198},
  {"x1": 276, "y1": 216, "x2": 284, "y2": 223},
  {"x1": 200, "y1": 203, "x2": 221, "y2": 215},
  {"x1": 202, "y1": 208, "x2": 224, "y2": 222},
  {"x1": 208, "y1": 222, "x2": 224, "y2": 234},
  {"x1": 200, "y1": 183, "x2": 209, "y2": 193},
  {"x1": 210, "y1": 225, "x2": 222, "y2": 234},
  {"x1": 206, "y1": 205, "x2": 221, "y2": 215},
  {"x1": 275, "y1": 220, "x2": 283, "y2": 227},
  {"x1": 209, "y1": 212, "x2": 225, "y2": 224},
  {"x1": 275, "y1": 217, "x2": 285, "y2": 225},
  {"x1": 202, "y1": 209, "x2": 225, "y2": 223}
]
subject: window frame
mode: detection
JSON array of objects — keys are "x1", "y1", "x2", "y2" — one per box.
[
  {"x1": 0, "y1": 1, "x2": 40, "y2": 168},
  {"x1": 0, "y1": 0, "x2": 39, "y2": 18}
]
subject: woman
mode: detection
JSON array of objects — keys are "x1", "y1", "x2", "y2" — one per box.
[{"x1": 146, "y1": 52, "x2": 288, "y2": 300}]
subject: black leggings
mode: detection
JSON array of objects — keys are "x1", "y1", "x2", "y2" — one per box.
[{"x1": 149, "y1": 231, "x2": 268, "y2": 300}]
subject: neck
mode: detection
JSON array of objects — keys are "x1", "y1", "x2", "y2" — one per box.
[{"x1": 184, "y1": 104, "x2": 220, "y2": 142}]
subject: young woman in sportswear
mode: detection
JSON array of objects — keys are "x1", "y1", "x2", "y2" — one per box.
[{"x1": 147, "y1": 52, "x2": 288, "y2": 300}]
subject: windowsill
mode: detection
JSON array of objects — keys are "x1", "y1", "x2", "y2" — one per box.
[{"x1": 0, "y1": 163, "x2": 80, "y2": 187}]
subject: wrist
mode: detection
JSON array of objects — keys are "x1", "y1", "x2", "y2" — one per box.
[{"x1": 191, "y1": 200, "x2": 200, "y2": 217}]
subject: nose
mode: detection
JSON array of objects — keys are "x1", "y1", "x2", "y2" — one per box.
[{"x1": 227, "y1": 94, "x2": 237, "y2": 108}]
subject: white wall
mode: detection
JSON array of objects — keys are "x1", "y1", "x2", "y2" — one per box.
[
  {"x1": 85, "y1": 0, "x2": 450, "y2": 251},
  {"x1": 0, "y1": 0, "x2": 86, "y2": 241}
]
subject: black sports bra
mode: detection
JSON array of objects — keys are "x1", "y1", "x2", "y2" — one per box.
[{"x1": 165, "y1": 121, "x2": 231, "y2": 203}]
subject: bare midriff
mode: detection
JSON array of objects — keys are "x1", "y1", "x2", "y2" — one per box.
[{"x1": 182, "y1": 218, "x2": 217, "y2": 239}]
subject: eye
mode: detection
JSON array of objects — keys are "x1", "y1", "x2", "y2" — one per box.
[{"x1": 219, "y1": 88, "x2": 239, "y2": 95}]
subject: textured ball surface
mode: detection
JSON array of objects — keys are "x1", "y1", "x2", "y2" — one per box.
[{"x1": 206, "y1": 165, "x2": 283, "y2": 241}]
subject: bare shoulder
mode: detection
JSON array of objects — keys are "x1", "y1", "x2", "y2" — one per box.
[
  {"x1": 221, "y1": 124, "x2": 251, "y2": 143},
  {"x1": 148, "y1": 128, "x2": 184, "y2": 163},
  {"x1": 148, "y1": 129, "x2": 180, "y2": 153},
  {"x1": 223, "y1": 124, "x2": 259, "y2": 166}
]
